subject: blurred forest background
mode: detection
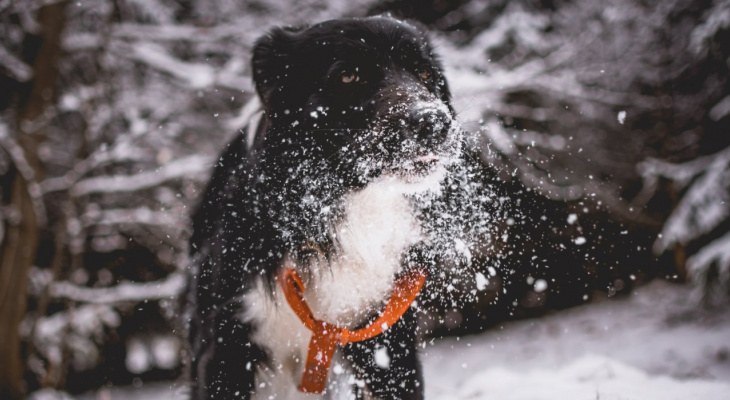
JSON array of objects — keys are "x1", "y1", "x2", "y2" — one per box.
[{"x1": 1, "y1": 0, "x2": 729, "y2": 398}]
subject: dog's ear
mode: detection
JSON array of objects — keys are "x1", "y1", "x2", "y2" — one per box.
[
  {"x1": 252, "y1": 26, "x2": 306, "y2": 105},
  {"x1": 387, "y1": 17, "x2": 454, "y2": 109}
]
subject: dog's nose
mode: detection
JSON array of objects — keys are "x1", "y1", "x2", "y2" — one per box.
[{"x1": 407, "y1": 108, "x2": 452, "y2": 144}]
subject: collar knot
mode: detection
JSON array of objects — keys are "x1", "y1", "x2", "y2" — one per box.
[{"x1": 278, "y1": 266, "x2": 427, "y2": 393}]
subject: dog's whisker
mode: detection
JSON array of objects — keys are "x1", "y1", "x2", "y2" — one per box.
[
  {"x1": 453, "y1": 95, "x2": 482, "y2": 118},
  {"x1": 458, "y1": 120, "x2": 484, "y2": 127},
  {"x1": 310, "y1": 128, "x2": 371, "y2": 132}
]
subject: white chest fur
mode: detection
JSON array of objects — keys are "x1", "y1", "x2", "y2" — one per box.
[{"x1": 239, "y1": 173, "x2": 443, "y2": 399}]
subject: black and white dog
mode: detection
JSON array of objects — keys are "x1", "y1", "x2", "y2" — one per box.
[{"x1": 188, "y1": 16, "x2": 463, "y2": 400}]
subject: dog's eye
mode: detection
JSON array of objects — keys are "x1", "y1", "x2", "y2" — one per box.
[
  {"x1": 341, "y1": 72, "x2": 360, "y2": 84},
  {"x1": 418, "y1": 68, "x2": 431, "y2": 81}
]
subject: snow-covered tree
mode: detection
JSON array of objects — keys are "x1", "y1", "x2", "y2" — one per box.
[{"x1": 634, "y1": 0, "x2": 730, "y2": 303}]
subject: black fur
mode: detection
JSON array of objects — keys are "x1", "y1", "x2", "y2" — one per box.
[{"x1": 188, "y1": 16, "x2": 456, "y2": 399}]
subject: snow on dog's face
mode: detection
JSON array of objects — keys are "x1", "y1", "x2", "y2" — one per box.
[{"x1": 252, "y1": 16, "x2": 462, "y2": 190}]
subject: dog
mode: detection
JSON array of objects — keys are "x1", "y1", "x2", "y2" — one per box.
[{"x1": 187, "y1": 15, "x2": 463, "y2": 400}]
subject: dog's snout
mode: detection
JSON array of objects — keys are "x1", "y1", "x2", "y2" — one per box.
[{"x1": 408, "y1": 108, "x2": 451, "y2": 143}]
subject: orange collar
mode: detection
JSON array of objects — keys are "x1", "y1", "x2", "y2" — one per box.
[{"x1": 278, "y1": 266, "x2": 427, "y2": 394}]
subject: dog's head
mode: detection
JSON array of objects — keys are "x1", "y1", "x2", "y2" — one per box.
[{"x1": 251, "y1": 16, "x2": 462, "y2": 189}]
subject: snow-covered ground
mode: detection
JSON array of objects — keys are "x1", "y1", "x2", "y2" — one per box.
[
  {"x1": 423, "y1": 280, "x2": 730, "y2": 400},
  {"x1": 67, "y1": 280, "x2": 730, "y2": 400}
]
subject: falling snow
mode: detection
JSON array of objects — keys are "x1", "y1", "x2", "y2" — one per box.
[{"x1": 374, "y1": 346, "x2": 391, "y2": 369}]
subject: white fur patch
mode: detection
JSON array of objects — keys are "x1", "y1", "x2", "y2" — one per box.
[{"x1": 240, "y1": 170, "x2": 445, "y2": 399}]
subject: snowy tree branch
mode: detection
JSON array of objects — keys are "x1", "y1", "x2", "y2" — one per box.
[
  {"x1": 40, "y1": 143, "x2": 153, "y2": 194},
  {"x1": 81, "y1": 207, "x2": 188, "y2": 231},
  {"x1": 649, "y1": 147, "x2": 730, "y2": 253},
  {"x1": 70, "y1": 154, "x2": 211, "y2": 197},
  {"x1": 50, "y1": 272, "x2": 186, "y2": 304},
  {"x1": 0, "y1": 122, "x2": 47, "y2": 226},
  {"x1": 112, "y1": 41, "x2": 252, "y2": 91},
  {"x1": 113, "y1": 22, "x2": 244, "y2": 42},
  {"x1": 0, "y1": 43, "x2": 32, "y2": 81},
  {"x1": 687, "y1": 230, "x2": 730, "y2": 302}
]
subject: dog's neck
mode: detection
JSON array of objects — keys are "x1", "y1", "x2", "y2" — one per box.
[
  {"x1": 240, "y1": 168, "x2": 448, "y2": 398},
  {"x1": 288, "y1": 171, "x2": 444, "y2": 327}
]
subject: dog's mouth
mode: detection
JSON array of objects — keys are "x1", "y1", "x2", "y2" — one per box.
[
  {"x1": 353, "y1": 122, "x2": 463, "y2": 185},
  {"x1": 393, "y1": 154, "x2": 444, "y2": 179},
  {"x1": 410, "y1": 154, "x2": 440, "y2": 172}
]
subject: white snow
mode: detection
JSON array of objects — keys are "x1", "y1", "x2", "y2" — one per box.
[
  {"x1": 709, "y1": 95, "x2": 730, "y2": 121},
  {"x1": 422, "y1": 280, "x2": 730, "y2": 400},
  {"x1": 445, "y1": 354, "x2": 728, "y2": 400},
  {"x1": 125, "y1": 339, "x2": 150, "y2": 374},
  {"x1": 73, "y1": 280, "x2": 730, "y2": 400},
  {"x1": 374, "y1": 346, "x2": 391, "y2": 369},
  {"x1": 618, "y1": 110, "x2": 627, "y2": 124},
  {"x1": 567, "y1": 213, "x2": 578, "y2": 224},
  {"x1": 475, "y1": 272, "x2": 489, "y2": 291}
]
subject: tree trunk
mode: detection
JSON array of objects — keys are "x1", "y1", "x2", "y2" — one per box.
[{"x1": 0, "y1": 2, "x2": 67, "y2": 398}]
